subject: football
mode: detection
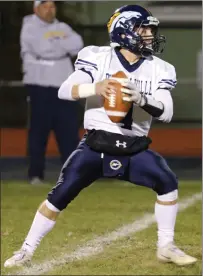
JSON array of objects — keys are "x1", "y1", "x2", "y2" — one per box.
[{"x1": 104, "y1": 71, "x2": 132, "y2": 123}]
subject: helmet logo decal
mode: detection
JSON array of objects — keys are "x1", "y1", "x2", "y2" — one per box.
[{"x1": 108, "y1": 11, "x2": 142, "y2": 33}]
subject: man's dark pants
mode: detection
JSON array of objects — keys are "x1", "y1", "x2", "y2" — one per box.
[{"x1": 26, "y1": 84, "x2": 79, "y2": 180}]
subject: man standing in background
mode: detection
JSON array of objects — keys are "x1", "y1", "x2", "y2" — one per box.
[{"x1": 20, "y1": 0, "x2": 84, "y2": 184}]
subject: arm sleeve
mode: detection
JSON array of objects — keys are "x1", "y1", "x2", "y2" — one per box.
[
  {"x1": 154, "y1": 63, "x2": 177, "y2": 123},
  {"x1": 20, "y1": 19, "x2": 39, "y2": 75},
  {"x1": 20, "y1": 19, "x2": 38, "y2": 60},
  {"x1": 58, "y1": 69, "x2": 93, "y2": 101}
]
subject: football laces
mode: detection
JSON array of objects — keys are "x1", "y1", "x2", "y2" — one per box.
[{"x1": 109, "y1": 93, "x2": 116, "y2": 108}]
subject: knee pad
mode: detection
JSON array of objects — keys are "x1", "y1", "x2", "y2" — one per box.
[
  {"x1": 157, "y1": 189, "x2": 178, "y2": 202},
  {"x1": 154, "y1": 170, "x2": 178, "y2": 195}
]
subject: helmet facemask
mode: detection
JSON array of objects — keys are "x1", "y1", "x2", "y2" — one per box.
[{"x1": 135, "y1": 24, "x2": 166, "y2": 57}]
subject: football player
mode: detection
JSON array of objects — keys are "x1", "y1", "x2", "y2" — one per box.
[{"x1": 5, "y1": 4, "x2": 197, "y2": 268}]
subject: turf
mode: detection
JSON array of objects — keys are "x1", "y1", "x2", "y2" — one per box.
[{"x1": 1, "y1": 180, "x2": 202, "y2": 275}]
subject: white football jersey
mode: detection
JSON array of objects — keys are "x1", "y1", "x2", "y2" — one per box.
[{"x1": 74, "y1": 46, "x2": 177, "y2": 137}]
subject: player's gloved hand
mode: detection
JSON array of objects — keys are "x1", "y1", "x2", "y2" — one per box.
[
  {"x1": 121, "y1": 86, "x2": 146, "y2": 106},
  {"x1": 95, "y1": 79, "x2": 120, "y2": 100}
]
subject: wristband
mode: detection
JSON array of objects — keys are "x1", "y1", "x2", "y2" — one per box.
[{"x1": 78, "y1": 83, "x2": 96, "y2": 98}]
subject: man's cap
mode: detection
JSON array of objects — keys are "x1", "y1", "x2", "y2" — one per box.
[{"x1": 34, "y1": 1, "x2": 55, "y2": 7}]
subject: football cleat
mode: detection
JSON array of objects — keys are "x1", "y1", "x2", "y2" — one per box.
[
  {"x1": 4, "y1": 248, "x2": 32, "y2": 268},
  {"x1": 157, "y1": 242, "x2": 197, "y2": 266}
]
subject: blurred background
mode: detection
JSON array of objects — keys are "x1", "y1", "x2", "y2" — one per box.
[{"x1": 0, "y1": 0, "x2": 202, "y2": 181}]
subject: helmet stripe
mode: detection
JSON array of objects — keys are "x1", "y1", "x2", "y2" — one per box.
[{"x1": 107, "y1": 12, "x2": 120, "y2": 32}]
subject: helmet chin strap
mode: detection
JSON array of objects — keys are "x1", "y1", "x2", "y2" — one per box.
[{"x1": 141, "y1": 49, "x2": 153, "y2": 58}]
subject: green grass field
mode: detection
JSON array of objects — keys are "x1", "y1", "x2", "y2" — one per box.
[{"x1": 1, "y1": 180, "x2": 202, "y2": 275}]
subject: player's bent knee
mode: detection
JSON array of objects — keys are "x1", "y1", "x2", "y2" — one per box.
[
  {"x1": 154, "y1": 170, "x2": 178, "y2": 195},
  {"x1": 47, "y1": 185, "x2": 76, "y2": 211},
  {"x1": 47, "y1": 177, "x2": 86, "y2": 211},
  {"x1": 47, "y1": 194, "x2": 70, "y2": 211}
]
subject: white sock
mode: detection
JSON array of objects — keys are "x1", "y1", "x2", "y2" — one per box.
[
  {"x1": 155, "y1": 190, "x2": 178, "y2": 248},
  {"x1": 22, "y1": 211, "x2": 56, "y2": 254}
]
